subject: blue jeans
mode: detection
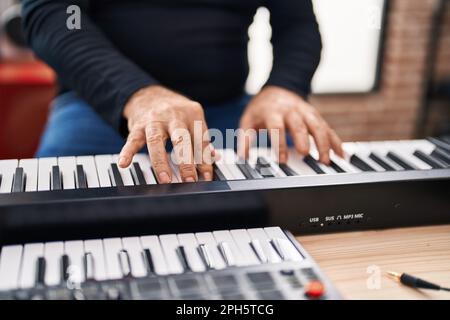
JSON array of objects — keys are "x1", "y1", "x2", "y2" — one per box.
[{"x1": 36, "y1": 92, "x2": 252, "y2": 157}]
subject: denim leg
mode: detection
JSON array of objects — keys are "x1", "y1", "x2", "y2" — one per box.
[{"x1": 36, "y1": 92, "x2": 125, "y2": 157}]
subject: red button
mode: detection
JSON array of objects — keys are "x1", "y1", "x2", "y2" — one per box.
[{"x1": 305, "y1": 281, "x2": 325, "y2": 298}]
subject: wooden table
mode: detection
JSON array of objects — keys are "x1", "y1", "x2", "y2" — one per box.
[{"x1": 296, "y1": 225, "x2": 450, "y2": 300}]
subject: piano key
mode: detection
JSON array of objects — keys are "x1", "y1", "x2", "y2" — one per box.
[
  {"x1": 118, "y1": 250, "x2": 132, "y2": 277},
  {"x1": 177, "y1": 233, "x2": 206, "y2": 272},
  {"x1": 44, "y1": 241, "x2": 64, "y2": 286},
  {"x1": 142, "y1": 249, "x2": 155, "y2": 274},
  {"x1": 236, "y1": 161, "x2": 263, "y2": 179},
  {"x1": 197, "y1": 244, "x2": 214, "y2": 270},
  {"x1": 76, "y1": 156, "x2": 100, "y2": 188},
  {"x1": 351, "y1": 143, "x2": 387, "y2": 172},
  {"x1": 64, "y1": 241, "x2": 85, "y2": 284},
  {"x1": 35, "y1": 257, "x2": 46, "y2": 286},
  {"x1": 330, "y1": 153, "x2": 360, "y2": 173},
  {"x1": 159, "y1": 234, "x2": 184, "y2": 274},
  {"x1": 109, "y1": 163, "x2": 124, "y2": 187},
  {"x1": 0, "y1": 160, "x2": 19, "y2": 193},
  {"x1": 121, "y1": 237, "x2": 147, "y2": 278},
  {"x1": 19, "y1": 243, "x2": 44, "y2": 289},
  {"x1": 37, "y1": 158, "x2": 57, "y2": 191},
  {"x1": 51, "y1": 165, "x2": 62, "y2": 190},
  {"x1": 75, "y1": 165, "x2": 88, "y2": 189},
  {"x1": 349, "y1": 154, "x2": 376, "y2": 172},
  {"x1": 212, "y1": 230, "x2": 247, "y2": 266},
  {"x1": 0, "y1": 245, "x2": 23, "y2": 290},
  {"x1": 139, "y1": 236, "x2": 169, "y2": 276},
  {"x1": 427, "y1": 137, "x2": 450, "y2": 153},
  {"x1": 246, "y1": 228, "x2": 282, "y2": 263},
  {"x1": 287, "y1": 150, "x2": 317, "y2": 176},
  {"x1": 229, "y1": 229, "x2": 261, "y2": 265},
  {"x1": 58, "y1": 156, "x2": 77, "y2": 190},
  {"x1": 278, "y1": 164, "x2": 297, "y2": 176},
  {"x1": 413, "y1": 150, "x2": 446, "y2": 169},
  {"x1": 431, "y1": 148, "x2": 450, "y2": 166},
  {"x1": 195, "y1": 232, "x2": 226, "y2": 270},
  {"x1": 329, "y1": 161, "x2": 346, "y2": 173},
  {"x1": 112, "y1": 155, "x2": 135, "y2": 186},
  {"x1": 366, "y1": 142, "x2": 405, "y2": 171},
  {"x1": 215, "y1": 149, "x2": 246, "y2": 180},
  {"x1": 175, "y1": 246, "x2": 192, "y2": 272},
  {"x1": 308, "y1": 149, "x2": 338, "y2": 174},
  {"x1": 303, "y1": 155, "x2": 325, "y2": 174},
  {"x1": 387, "y1": 151, "x2": 416, "y2": 170},
  {"x1": 396, "y1": 142, "x2": 432, "y2": 170},
  {"x1": 83, "y1": 239, "x2": 108, "y2": 281},
  {"x1": 103, "y1": 238, "x2": 124, "y2": 280},
  {"x1": 83, "y1": 252, "x2": 95, "y2": 281},
  {"x1": 133, "y1": 154, "x2": 157, "y2": 185},
  {"x1": 130, "y1": 163, "x2": 147, "y2": 186},
  {"x1": 217, "y1": 242, "x2": 236, "y2": 267},
  {"x1": 369, "y1": 153, "x2": 396, "y2": 171},
  {"x1": 60, "y1": 254, "x2": 70, "y2": 283},
  {"x1": 249, "y1": 240, "x2": 268, "y2": 263},
  {"x1": 18, "y1": 159, "x2": 38, "y2": 192},
  {"x1": 94, "y1": 155, "x2": 113, "y2": 187},
  {"x1": 168, "y1": 156, "x2": 182, "y2": 183},
  {"x1": 263, "y1": 227, "x2": 303, "y2": 262},
  {"x1": 213, "y1": 164, "x2": 227, "y2": 181},
  {"x1": 12, "y1": 167, "x2": 25, "y2": 193}
]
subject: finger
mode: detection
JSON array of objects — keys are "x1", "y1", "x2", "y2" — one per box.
[
  {"x1": 238, "y1": 114, "x2": 256, "y2": 160},
  {"x1": 119, "y1": 129, "x2": 146, "y2": 168},
  {"x1": 328, "y1": 128, "x2": 344, "y2": 158},
  {"x1": 285, "y1": 112, "x2": 310, "y2": 156},
  {"x1": 304, "y1": 113, "x2": 331, "y2": 164},
  {"x1": 169, "y1": 121, "x2": 197, "y2": 182},
  {"x1": 266, "y1": 115, "x2": 288, "y2": 163},
  {"x1": 145, "y1": 124, "x2": 172, "y2": 184},
  {"x1": 192, "y1": 120, "x2": 213, "y2": 181}
]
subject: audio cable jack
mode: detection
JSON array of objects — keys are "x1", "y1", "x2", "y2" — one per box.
[{"x1": 387, "y1": 271, "x2": 450, "y2": 292}]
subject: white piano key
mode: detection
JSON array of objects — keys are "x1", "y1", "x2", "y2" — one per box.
[
  {"x1": 133, "y1": 154, "x2": 157, "y2": 184},
  {"x1": 229, "y1": 229, "x2": 261, "y2": 265},
  {"x1": 37, "y1": 157, "x2": 57, "y2": 191},
  {"x1": 264, "y1": 227, "x2": 303, "y2": 262},
  {"x1": 367, "y1": 142, "x2": 404, "y2": 171},
  {"x1": 140, "y1": 235, "x2": 169, "y2": 275},
  {"x1": 309, "y1": 149, "x2": 338, "y2": 174},
  {"x1": 354, "y1": 143, "x2": 386, "y2": 172},
  {"x1": 212, "y1": 230, "x2": 247, "y2": 266},
  {"x1": 218, "y1": 149, "x2": 246, "y2": 180},
  {"x1": 257, "y1": 148, "x2": 287, "y2": 177},
  {"x1": 0, "y1": 245, "x2": 23, "y2": 290},
  {"x1": 18, "y1": 159, "x2": 38, "y2": 192},
  {"x1": 64, "y1": 240, "x2": 85, "y2": 283},
  {"x1": 246, "y1": 228, "x2": 282, "y2": 263},
  {"x1": 329, "y1": 152, "x2": 360, "y2": 173},
  {"x1": 19, "y1": 243, "x2": 44, "y2": 288},
  {"x1": 286, "y1": 150, "x2": 317, "y2": 176},
  {"x1": 94, "y1": 155, "x2": 113, "y2": 187},
  {"x1": 121, "y1": 237, "x2": 147, "y2": 278},
  {"x1": 103, "y1": 238, "x2": 124, "y2": 279},
  {"x1": 413, "y1": 139, "x2": 437, "y2": 154},
  {"x1": 396, "y1": 142, "x2": 432, "y2": 170},
  {"x1": 111, "y1": 155, "x2": 135, "y2": 186},
  {"x1": 0, "y1": 159, "x2": 18, "y2": 193},
  {"x1": 214, "y1": 149, "x2": 240, "y2": 180},
  {"x1": 58, "y1": 156, "x2": 77, "y2": 190},
  {"x1": 177, "y1": 233, "x2": 206, "y2": 272},
  {"x1": 159, "y1": 234, "x2": 184, "y2": 274},
  {"x1": 83, "y1": 239, "x2": 108, "y2": 281},
  {"x1": 44, "y1": 242, "x2": 64, "y2": 286},
  {"x1": 194, "y1": 232, "x2": 226, "y2": 270},
  {"x1": 76, "y1": 156, "x2": 100, "y2": 188}
]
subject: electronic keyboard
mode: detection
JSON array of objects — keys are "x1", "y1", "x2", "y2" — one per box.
[
  {"x1": 0, "y1": 138, "x2": 449, "y2": 244},
  {"x1": 0, "y1": 227, "x2": 341, "y2": 300}
]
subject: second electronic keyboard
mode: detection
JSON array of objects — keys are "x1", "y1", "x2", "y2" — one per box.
[{"x1": 0, "y1": 138, "x2": 449, "y2": 243}]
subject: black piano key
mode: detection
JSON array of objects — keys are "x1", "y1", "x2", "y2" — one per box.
[
  {"x1": 431, "y1": 148, "x2": 450, "y2": 166},
  {"x1": 130, "y1": 162, "x2": 147, "y2": 186},
  {"x1": 256, "y1": 157, "x2": 271, "y2": 168},
  {"x1": 84, "y1": 252, "x2": 95, "y2": 281},
  {"x1": 109, "y1": 163, "x2": 124, "y2": 187},
  {"x1": 303, "y1": 155, "x2": 325, "y2": 174},
  {"x1": 12, "y1": 167, "x2": 25, "y2": 193},
  {"x1": 329, "y1": 161, "x2": 346, "y2": 173},
  {"x1": 236, "y1": 161, "x2": 262, "y2": 179},
  {"x1": 212, "y1": 164, "x2": 227, "y2": 181},
  {"x1": 51, "y1": 165, "x2": 62, "y2": 190},
  {"x1": 413, "y1": 150, "x2": 446, "y2": 169},
  {"x1": 369, "y1": 153, "x2": 396, "y2": 171},
  {"x1": 0, "y1": 174, "x2": 2, "y2": 189},
  {"x1": 61, "y1": 254, "x2": 70, "y2": 283},
  {"x1": 176, "y1": 246, "x2": 192, "y2": 273},
  {"x1": 118, "y1": 250, "x2": 132, "y2": 278},
  {"x1": 427, "y1": 137, "x2": 450, "y2": 153},
  {"x1": 386, "y1": 152, "x2": 415, "y2": 170},
  {"x1": 279, "y1": 164, "x2": 297, "y2": 176},
  {"x1": 75, "y1": 165, "x2": 88, "y2": 189},
  {"x1": 255, "y1": 157, "x2": 276, "y2": 178},
  {"x1": 350, "y1": 155, "x2": 376, "y2": 172},
  {"x1": 35, "y1": 257, "x2": 46, "y2": 286},
  {"x1": 142, "y1": 249, "x2": 155, "y2": 275}
]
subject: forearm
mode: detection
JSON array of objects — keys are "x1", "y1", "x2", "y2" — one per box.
[{"x1": 21, "y1": 0, "x2": 157, "y2": 134}]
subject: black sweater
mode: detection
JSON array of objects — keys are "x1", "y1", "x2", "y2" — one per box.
[{"x1": 22, "y1": 0, "x2": 322, "y2": 134}]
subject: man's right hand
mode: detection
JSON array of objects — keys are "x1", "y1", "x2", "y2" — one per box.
[{"x1": 119, "y1": 85, "x2": 213, "y2": 184}]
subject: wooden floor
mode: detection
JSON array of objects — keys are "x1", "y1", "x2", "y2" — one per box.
[{"x1": 296, "y1": 225, "x2": 450, "y2": 300}]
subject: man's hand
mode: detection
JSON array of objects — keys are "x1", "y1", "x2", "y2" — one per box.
[
  {"x1": 119, "y1": 85, "x2": 213, "y2": 184},
  {"x1": 239, "y1": 86, "x2": 344, "y2": 164}
]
